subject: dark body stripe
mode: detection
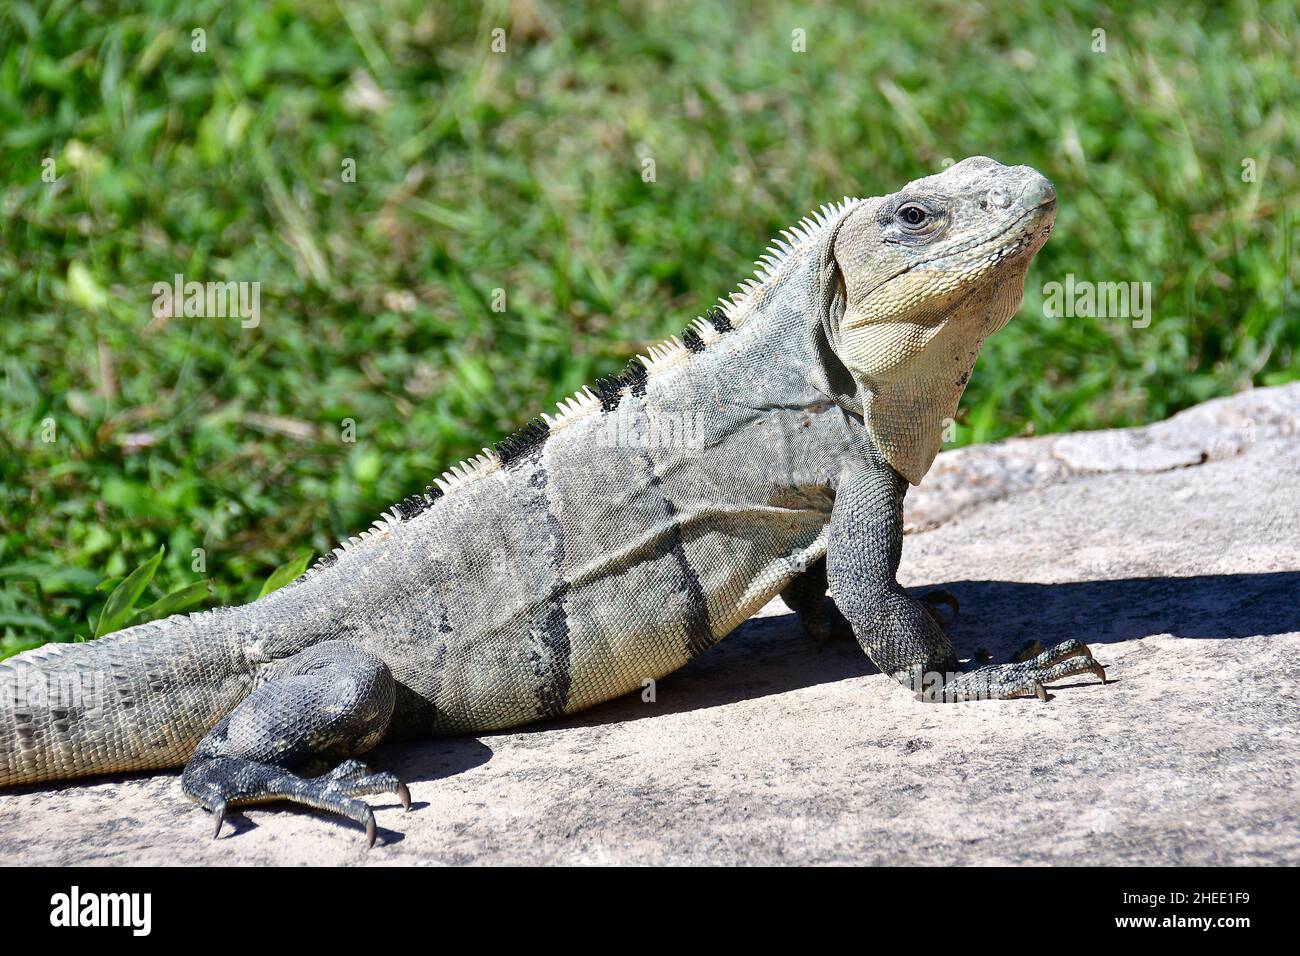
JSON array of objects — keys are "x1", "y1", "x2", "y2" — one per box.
[
  {"x1": 643, "y1": 464, "x2": 714, "y2": 659},
  {"x1": 522, "y1": 452, "x2": 572, "y2": 718}
]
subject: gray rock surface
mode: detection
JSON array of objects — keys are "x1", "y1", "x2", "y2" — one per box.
[{"x1": 2, "y1": 385, "x2": 1297, "y2": 865}]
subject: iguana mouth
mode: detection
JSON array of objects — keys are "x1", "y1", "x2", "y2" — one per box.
[
  {"x1": 913, "y1": 202, "x2": 1052, "y2": 272},
  {"x1": 851, "y1": 203, "x2": 1051, "y2": 307}
]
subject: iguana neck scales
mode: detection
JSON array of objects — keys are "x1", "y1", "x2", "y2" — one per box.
[{"x1": 1, "y1": 157, "x2": 1102, "y2": 845}]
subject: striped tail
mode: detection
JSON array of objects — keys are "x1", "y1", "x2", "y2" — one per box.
[{"x1": 0, "y1": 611, "x2": 254, "y2": 786}]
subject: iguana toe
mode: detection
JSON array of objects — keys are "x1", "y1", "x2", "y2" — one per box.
[
  {"x1": 324, "y1": 758, "x2": 372, "y2": 781},
  {"x1": 323, "y1": 760, "x2": 410, "y2": 808},
  {"x1": 1033, "y1": 637, "x2": 1094, "y2": 668},
  {"x1": 1039, "y1": 653, "x2": 1107, "y2": 686}
]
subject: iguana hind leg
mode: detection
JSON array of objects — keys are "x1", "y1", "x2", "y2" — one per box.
[
  {"x1": 181, "y1": 640, "x2": 409, "y2": 847},
  {"x1": 782, "y1": 555, "x2": 956, "y2": 649},
  {"x1": 826, "y1": 461, "x2": 1107, "y2": 702},
  {"x1": 780, "y1": 557, "x2": 854, "y2": 647},
  {"x1": 921, "y1": 589, "x2": 959, "y2": 626}
]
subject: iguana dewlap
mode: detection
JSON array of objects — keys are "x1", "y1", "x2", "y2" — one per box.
[{"x1": 0, "y1": 157, "x2": 1104, "y2": 845}]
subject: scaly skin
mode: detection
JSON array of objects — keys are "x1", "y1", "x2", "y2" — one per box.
[{"x1": 0, "y1": 157, "x2": 1106, "y2": 845}]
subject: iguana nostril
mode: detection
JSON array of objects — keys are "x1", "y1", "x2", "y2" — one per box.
[
  {"x1": 1020, "y1": 177, "x2": 1057, "y2": 210},
  {"x1": 988, "y1": 188, "x2": 1012, "y2": 209}
]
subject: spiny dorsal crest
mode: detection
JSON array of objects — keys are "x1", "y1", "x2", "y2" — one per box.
[{"x1": 297, "y1": 196, "x2": 860, "y2": 581}]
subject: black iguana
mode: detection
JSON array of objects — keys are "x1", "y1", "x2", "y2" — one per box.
[{"x1": 0, "y1": 157, "x2": 1104, "y2": 845}]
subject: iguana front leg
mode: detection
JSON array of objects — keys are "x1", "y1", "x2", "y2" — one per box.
[
  {"x1": 826, "y1": 461, "x2": 1107, "y2": 701},
  {"x1": 181, "y1": 641, "x2": 410, "y2": 847}
]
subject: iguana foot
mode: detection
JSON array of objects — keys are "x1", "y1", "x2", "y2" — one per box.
[
  {"x1": 186, "y1": 755, "x2": 410, "y2": 847},
  {"x1": 917, "y1": 639, "x2": 1106, "y2": 702},
  {"x1": 181, "y1": 640, "x2": 405, "y2": 847}
]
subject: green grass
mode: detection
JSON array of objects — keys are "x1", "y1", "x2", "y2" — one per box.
[{"x1": 1, "y1": 0, "x2": 1296, "y2": 652}]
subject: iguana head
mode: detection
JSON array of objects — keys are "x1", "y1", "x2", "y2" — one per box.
[{"x1": 821, "y1": 156, "x2": 1057, "y2": 483}]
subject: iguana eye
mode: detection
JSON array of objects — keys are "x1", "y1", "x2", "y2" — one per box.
[{"x1": 898, "y1": 203, "x2": 927, "y2": 226}]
